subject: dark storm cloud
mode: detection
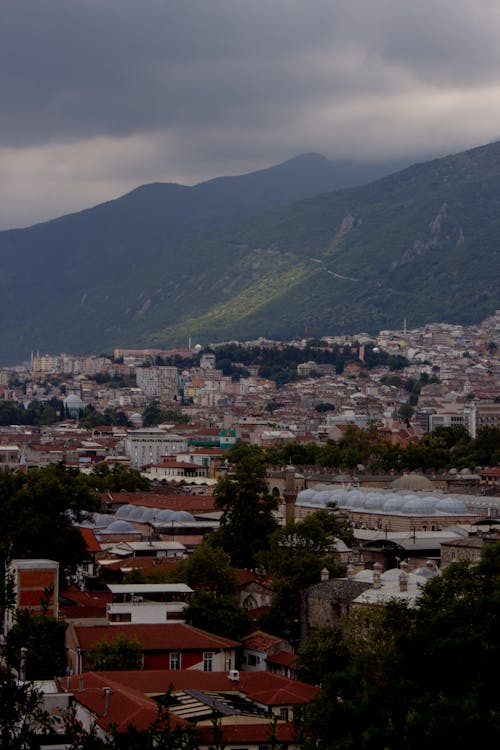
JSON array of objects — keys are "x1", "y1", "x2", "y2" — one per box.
[{"x1": 1, "y1": 0, "x2": 500, "y2": 227}]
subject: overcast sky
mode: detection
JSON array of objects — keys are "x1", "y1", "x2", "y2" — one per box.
[{"x1": 2, "y1": 0, "x2": 500, "y2": 229}]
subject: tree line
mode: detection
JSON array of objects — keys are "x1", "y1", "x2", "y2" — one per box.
[{"x1": 251, "y1": 424, "x2": 500, "y2": 471}]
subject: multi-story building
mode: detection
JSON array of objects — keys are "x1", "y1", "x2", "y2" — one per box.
[{"x1": 136, "y1": 366, "x2": 179, "y2": 401}]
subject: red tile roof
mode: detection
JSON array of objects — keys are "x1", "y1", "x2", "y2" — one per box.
[
  {"x1": 266, "y1": 651, "x2": 296, "y2": 667},
  {"x1": 79, "y1": 527, "x2": 101, "y2": 554},
  {"x1": 69, "y1": 669, "x2": 319, "y2": 707},
  {"x1": 63, "y1": 672, "x2": 187, "y2": 733},
  {"x1": 73, "y1": 623, "x2": 239, "y2": 652},
  {"x1": 103, "y1": 492, "x2": 216, "y2": 513},
  {"x1": 242, "y1": 630, "x2": 284, "y2": 652}
]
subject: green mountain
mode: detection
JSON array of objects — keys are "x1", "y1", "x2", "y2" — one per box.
[
  {"x1": 0, "y1": 153, "x2": 408, "y2": 364},
  {"x1": 1, "y1": 141, "x2": 499, "y2": 363}
]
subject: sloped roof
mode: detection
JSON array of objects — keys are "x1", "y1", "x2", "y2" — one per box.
[
  {"x1": 266, "y1": 651, "x2": 296, "y2": 668},
  {"x1": 73, "y1": 669, "x2": 319, "y2": 707},
  {"x1": 242, "y1": 630, "x2": 284, "y2": 652},
  {"x1": 73, "y1": 623, "x2": 240, "y2": 652},
  {"x1": 79, "y1": 527, "x2": 101, "y2": 553},
  {"x1": 63, "y1": 672, "x2": 186, "y2": 733}
]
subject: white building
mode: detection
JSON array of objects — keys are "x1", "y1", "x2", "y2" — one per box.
[
  {"x1": 106, "y1": 583, "x2": 193, "y2": 624},
  {"x1": 123, "y1": 428, "x2": 173, "y2": 468}
]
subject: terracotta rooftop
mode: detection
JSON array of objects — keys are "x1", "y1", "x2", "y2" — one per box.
[
  {"x1": 62, "y1": 671, "x2": 185, "y2": 733},
  {"x1": 103, "y1": 492, "x2": 216, "y2": 513},
  {"x1": 242, "y1": 630, "x2": 284, "y2": 652},
  {"x1": 266, "y1": 651, "x2": 296, "y2": 668},
  {"x1": 79, "y1": 527, "x2": 101, "y2": 554},
  {"x1": 73, "y1": 668, "x2": 319, "y2": 706},
  {"x1": 73, "y1": 623, "x2": 240, "y2": 652}
]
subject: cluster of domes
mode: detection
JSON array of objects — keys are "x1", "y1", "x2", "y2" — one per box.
[
  {"x1": 83, "y1": 504, "x2": 196, "y2": 532},
  {"x1": 296, "y1": 486, "x2": 470, "y2": 517},
  {"x1": 115, "y1": 504, "x2": 195, "y2": 524}
]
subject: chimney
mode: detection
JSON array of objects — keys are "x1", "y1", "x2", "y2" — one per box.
[
  {"x1": 347, "y1": 563, "x2": 355, "y2": 578},
  {"x1": 320, "y1": 567, "x2": 330, "y2": 582},
  {"x1": 78, "y1": 676, "x2": 84, "y2": 692},
  {"x1": 399, "y1": 571, "x2": 408, "y2": 592},
  {"x1": 373, "y1": 562, "x2": 382, "y2": 589},
  {"x1": 103, "y1": 687, "x2": 111, "y2": 716}
]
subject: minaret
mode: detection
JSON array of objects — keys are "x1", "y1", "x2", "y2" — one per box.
[{"x1": 283, "y1": 464, "x2": 297, "y2": 522}]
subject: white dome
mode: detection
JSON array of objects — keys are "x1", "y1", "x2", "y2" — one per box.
[
  {"x1": 383, "y1": 496, "x2": 407, "y2": 513},
  {"x1": 116, "y1": 504, "x2": 135, "y2": 519},
  {"x1": 105, "y1": 520, "x2": 136, "y2": 534},
  {"x1": 171, "y1": 510, "x2": 195, "y2": 523},
  {"x1": 436, "y1": 497, "x2": 468, "y2": 515},
  {"x1": 364, "y1": 493, "x2": 385, "y2": 510},
  {"x1": 297, "y1": 489, "x2": 316, "y2": 502},
  {"x1": 128, "y1": 506, "x2": 145, "y2": 520},
  {"x1": 157, "y1": 509, "x2": 176, "y2": 521},
  {"x1": 402, "y1": 497, "x2": 438, "y2": 515}
]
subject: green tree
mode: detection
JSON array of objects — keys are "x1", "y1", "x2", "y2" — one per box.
[
  {"x1": 294, "y1": 627, "x2": 347, "y2": 684},
  {"x1": 0, "y1": 664, "x2": 54, "y2": 749},
  {"x1": 262, "y1": 510, "x2": 350, "y2": 638},
  {"x1": 87, "y1": 633, "x2": 144, "y2": 671},
  {"x1": 214, "y1": 454, "x2": 279, "y2": 569},
  {"x1": 0, "y1": 465, "x2": 100, "y2": 584},
  {"x1": 5, "y1": 612, "x2": 67, "y2": 680},
  {"x1": 172, "y1": 542, "x2": 237, "y2": 597},
  {"x1": 303, "y1": 544, "x2": 500, "y2": 749},
  {"x1": 90, "y1": 462, "x2": 150, "y2": 492},
  {"x1": 184, "y1": 589, "x2": 250, "y2": 641}
]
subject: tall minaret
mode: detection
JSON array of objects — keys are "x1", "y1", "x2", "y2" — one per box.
[{"x1": 283, "y1": 464, "x2": 298, "y2": 522}]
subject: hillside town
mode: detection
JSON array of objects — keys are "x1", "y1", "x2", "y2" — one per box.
[{"x1": 1, "y1": 313, "x2": 499, "y2": 748}]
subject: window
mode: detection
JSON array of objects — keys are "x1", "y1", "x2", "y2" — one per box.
[
  {"x1": 169, "y1": 652, "x2": 181, "y2": 670},
  {"x1": 109, "y1": 612, "x2": 131, "y2": 623},
  {"x1": 203, "y1": 651, "x2": 214, "y2": 672},
  {"x1": 279, "y1": 707, "x2": 289, "y2": 721}
]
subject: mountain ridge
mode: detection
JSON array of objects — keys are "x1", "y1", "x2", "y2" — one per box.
[{"x1": 0, "y1": 143, "x2": 498, "y2": 363}]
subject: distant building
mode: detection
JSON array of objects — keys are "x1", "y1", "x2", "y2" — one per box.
[{"x1": 4, "y1": 559, "x2": 59, "y2": 635}]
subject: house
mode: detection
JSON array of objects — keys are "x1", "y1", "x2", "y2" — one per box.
[
  {"x1": 65, "y1": 622, "x2": 239, "y2": 674},
  {"x1": 57, "y1": 668, "x2": 319, "y2": 748},
  {"x1": 104, "y1": 582, "x2": 193, "y2": 624},
  {"x1": 241, "y1": 630, "x2": 295, "y2": 678}
]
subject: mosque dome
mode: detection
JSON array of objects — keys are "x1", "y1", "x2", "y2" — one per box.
[
  {"x1": 92, "y1": 513, "x2": 112, "y2": 528},
  {"x1": 128, "y1": 506, "x2": 146, "y2": 520},
  {"x1": 363, "y1": 493, "x2": 385, "y2": 510},
  {"x1": 382, "y1": 496, "x2": 407, "y2": 513},
  {"x1": 140, "y1": 508, "x2": 158, "y2": 522},
  {"x1": 171, "y1": 510, "x2": 195, "y2": 523},
  {"x1": 297, "y1": 489, "x2": 316, "y2": 502},
  {"x1": 402, "y1": 496, "x2": 438, "y2": 515},
  {"x1": 116, "y1": 504, "x2": 135, "y2": 519},
  {"x1": 436, "y1": 497, "x2": 468, "y2": 515},
  {"x1": 157, "y1": 509, "x2": 176, "y2": 522},
  {"x1": 104, "y1": 520, "x2": 136, "y2": 534},
  {"x1": 391, "y1": 473, "x2": 434, "y2": 491}
]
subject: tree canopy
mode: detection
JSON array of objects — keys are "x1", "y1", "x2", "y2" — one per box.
[
  {"x1": 0, "y1": 464, "x2": 100, "y2": 584},
  {"x1": 214, "y1": 454, "x2": 279, "y2": 569},
  {"x1": 302, "y1": 542, "x2": 500, "y2": 749}
]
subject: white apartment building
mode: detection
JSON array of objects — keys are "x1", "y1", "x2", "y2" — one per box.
[
  {"x1": 136, "y1": 366, "x2": 179, "y2": 400},
  {"x1": 124, "y1": 428, "x2": 174, "y2": 468}
]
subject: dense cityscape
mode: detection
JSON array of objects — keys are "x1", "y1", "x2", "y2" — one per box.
[{"x1": 1, "y1": 313, "x2": 499, "y2": 747}]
